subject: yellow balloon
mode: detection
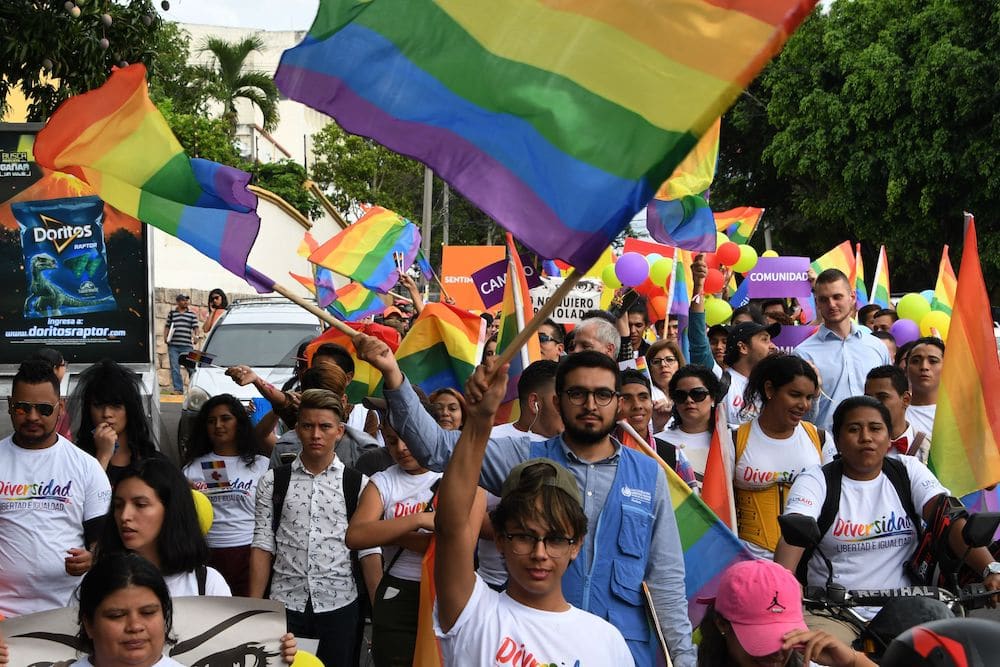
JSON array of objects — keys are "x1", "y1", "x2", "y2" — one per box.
[
  {"x1": 919, "y1": 310, "x2": 951, "y2": 341},
  {"x1": 191, "y1": 490, "x2": 213, "y2": 536},
  {"x1": 649, "y1": 258, "x2": 674, "y2": 286},
  {"x1": 292, "y1": 650, "x2": 324, "y2": 667},
  {"x1": 761, "y1": 249, "x2": 779, "y2": 258},
  {"x1": 601, "y1": 264, "x2": 621, "y2": 289},
  {"x1": 716, "y1": 232, "x2": 729, "y2": 248},
  {"x1": 732, "y1": 245, "x2": 759, "y2": 273},
  {"x1": 704, "y1": 297, "x2": 733, "y2": 326}
]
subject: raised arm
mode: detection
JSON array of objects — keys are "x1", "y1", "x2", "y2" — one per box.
[{"x1": 434, "y1": 360, "x2": 508, "y2": 633}]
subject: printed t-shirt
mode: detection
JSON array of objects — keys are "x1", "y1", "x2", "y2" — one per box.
[
  {"x1": 724, "y1": 369, "x2": 754, "y2": 427},
  {"x1": 784, "y1": 455, "x2": 948, "y2": 620},
  {"x1": 0, "y1": 435, "x2": 112, "y2": 617},
  {"x1": 729, "y1": 420, "x2": 829, "y2": 559},
  {"x1": 370, "y1": 464, "x2": 441, "y2": 581},
  {"x1": 654, "y1": 428, "x2": 711, "y2": 479},
  {"x1": 163, "y1": 567, "x2": 232, "y2": 597},
  {"x1": 435, "y1": 575, "x2": 635, "y2": 666},
  {"x1": 183, "y1": 454, "x2": 270, "y2": 548}
]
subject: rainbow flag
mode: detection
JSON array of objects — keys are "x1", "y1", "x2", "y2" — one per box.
[
  {"x1": 414, "y1": 538, "x2": 444, "y2": 667},
  {"x1": 395, "y1": 302, "x2": 485, "y2": 395},
  {"x1": 810, "y1": 240, "x2": 855, "y2": 277},
  {"x1": 666, "y1": 251, "x2": 691, "y2": 359},
  {"x1": 714, "y1": 206, "x2": 765, "y2": 244},
  {"x1": 929, "y1": 218, "x2": 1000, "y2": 497},
  {"x1": 871, "y1": 245, "x2": 891, "y2": 309},
  {"x1": 304, "y1": 322, "x2": 401, "y2": 403},
  {"x1": 32, "y1": 64, "x2": 266, "y2": 291},
  {"x1": 699, "y1": 403, "x2": 738, "y2": 531},
  {"x1": 309, "y1": 206, "x2": 421, "y2": 293},
  {"x1": 931, "y1": 245, "x2": 957, "y2": 315},
  {"x1": 495, "y1": 234, "x2": 542, "y2": 423},
  {"x1": 275, "y1": 0, "x2": 817, "y2": 270},
  {"x1": 329, "y1": 282, "x2": 385, "y2": 322},
  {"x1": 852, "y1": 242, "x2": 868, "y2": 307},
  {"x1": 297, "y1": 232, "x2": 338, "y2": 308}
]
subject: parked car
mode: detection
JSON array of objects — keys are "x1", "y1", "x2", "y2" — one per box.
[{"x1": 177, "y1": 296, "x2": 321, "y2": 458}]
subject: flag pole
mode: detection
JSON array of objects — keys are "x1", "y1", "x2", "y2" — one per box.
[{"x1": 253, "y1": 264, "x2": 358, "y2": 337}]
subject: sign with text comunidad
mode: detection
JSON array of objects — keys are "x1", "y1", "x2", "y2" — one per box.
[{"x1": 745, "y1": 256, "x2": 812, "y2": 299}]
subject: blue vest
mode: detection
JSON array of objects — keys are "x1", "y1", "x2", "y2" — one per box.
[{"x1": 530, "y1": 439, "x2": 659, "y2": 667}]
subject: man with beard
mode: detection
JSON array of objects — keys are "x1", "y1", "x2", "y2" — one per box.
[{"x1": 355, "y1": 339, "x2": 696, "y2": 667}]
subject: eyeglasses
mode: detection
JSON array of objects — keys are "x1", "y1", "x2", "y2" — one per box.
[
  {"x1": 503, "y1": 532, "x2": 576, "y2": 557},
  {"x1": 10, "y1": 401, "x2": 56, "y2": 417},
  {"x1": 562, "y1": 387, "x2": 618, "y2": 407},
  {"x1": 649, "y1": 356, "x2": 678, "y2": 367},
  {"x1": 671, "y1": 387, "x2": 711, "y2": 404},
  {"x1": 538, "y1": 333, "x2": 562, "y2": 345}
]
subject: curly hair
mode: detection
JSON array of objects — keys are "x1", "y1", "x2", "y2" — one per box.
[
  {"x1": 741, "y1": 353, "x2": 818, "y2": 420},
  {"x1": 182, "y1": 393, "x2": 260, "y2": 467}
]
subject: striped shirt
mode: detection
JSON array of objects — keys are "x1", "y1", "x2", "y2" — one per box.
[{"x1": 166, "y1": 309, "x2": 199, "y2": 346}]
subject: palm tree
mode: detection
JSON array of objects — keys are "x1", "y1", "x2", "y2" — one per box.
[{"x1": 197, "y1": 35, "x2": 279, "y2": 134}]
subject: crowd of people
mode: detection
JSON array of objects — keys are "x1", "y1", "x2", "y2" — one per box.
[{"x1": 1, "y1": 262, "x2": 998, "y2": 667}]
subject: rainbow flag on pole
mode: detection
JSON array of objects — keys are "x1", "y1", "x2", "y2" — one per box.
[
  {"x1": 32, "y1": 64, "x2": 266, "y2": 291},
  {"x1": 276, "y1": 0, "x2": 817, "y2": 270},
  {"x1": 305, "y1": 322, "x2": 401, "y2": 402},
  {"x1": 495, "y1": 234, "x2": 542, "y2": 423},
  {"x1": 714, "y1": 206, "x2": 765, "y2": 244},
  {"x1": 931, "y1": 245, "x2": 957, "y2": 315},
  {"x1": 929, "y1": 217, "x2": 1000, "y2": 497},
  {"x1": 871, "y1": 245, "x2": 891, "y2": 309},
  {"x1": 309, "y1": 206, "x2": 421, "y2": 293},
  {"x1": 395, "y1": 302, "x2": 486, "y2": 395},
  {"x1": 852, "y1": 242, "x2": 868, "y2": 306},
  {"x1": 810, "y1": 240, "x2": 855, "y2": 277}
]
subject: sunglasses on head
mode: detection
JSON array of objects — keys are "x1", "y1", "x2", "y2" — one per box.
[
  {"x1": 671, "y1": 387, "x2": 711, "y2": 404},
  {"x1": 10, "y1": 401, "x2": 56, "y2": 417}
]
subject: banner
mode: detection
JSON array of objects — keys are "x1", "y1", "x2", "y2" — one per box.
[
  {"x1": 470, "y1": 254, "x2": 543, "y2": 310},
  {"x1": 529, "y1": 275, "x2": 604, "y2": 324},
  {"x1": 771, "y1": 325, "x2": 816, "y2": 354},
  {"x1": 440, "y1": 244, "x2": 504, "y2": 311},
  {"x1": 744, "y1": 257, "x2": 812, "y2": 298}
]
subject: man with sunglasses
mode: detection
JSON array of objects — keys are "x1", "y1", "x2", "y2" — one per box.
[
  {"x1": 536, "y1": 318, "x2": 565, "y2": 361},
  {"x1": 356, "y1": 339, "x2": 696, "y2": 667},
  {"x1": 0, "y1": 360, "x2": 111, "y2": 618}
]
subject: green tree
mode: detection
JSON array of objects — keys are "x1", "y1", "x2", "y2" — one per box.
[
  {"x1": 148, "y1": 22, "x2": 207, "y2": 115},
  {"x1": 251, "y1": 160, "x2": 322, "y2": 221},
  {"x1": 157, "y1": 99, "x2": 241, "y2": 165},
  {"x1": 196, "y1": 35, "x2": 279, "y2": 133},
  {"x1": 0, "y1": 0, "x2": 161, "y2": 120}
]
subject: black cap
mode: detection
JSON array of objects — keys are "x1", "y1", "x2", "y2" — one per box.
[
  {"x1": 707, "y1": 323, "x2": 730, "y2": 339},
  {"x1": 724, "y1": 322, "x2": 780, "y2": 366}
]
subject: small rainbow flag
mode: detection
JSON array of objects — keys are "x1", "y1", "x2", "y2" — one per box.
[
  {"x1": 666, "y1": 251, "x2": 691, "y2": 359},
  {"x1": 309, "y1": 206, "x2": 421, "y2": 294},
  {"x1": 495, "y1": 234, "x2": 542, "y2": 424},
  {"x1": 714, "y1": 207, "x2": 765, "y2": 245},
  {"x1": 328, "y1": 282, "x2": 385, "y2": 322},
  {"x1": 870, "y1": 245, "x2": 892, "y2": 309},
  {"x1": 276, "y1": 0, "x2": 817, "y2": 270},
  {"x1": 394, "y1": 303, "x2": 485, "y2": 395},
  {"x1": 929, "y1": 218, "x2": 1000, "y2": 497},
  {"x1": 852, "y1": 242, "x2": 868, "y2": 306},
  {"x1": 32, "y1": 64, "x2": 266, "y2": 291},
  {"x1": 297, "y1": 232, "x2": 338, "y2": 308},
  {"x1": 931, "y1": 245, "x2": 957, "y2": 315},
  {"x1": 304, "y1": 322, "x2": 401, "y2": 403},
  {"x1": 810, "y1": 240, "x2": 855, "y2": 277}
]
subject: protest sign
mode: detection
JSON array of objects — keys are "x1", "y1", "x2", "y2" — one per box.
[
  {"x1": 529, "y1": 275, "x2": 604, "y2": 324},
  {"x1": 440, "y1": 245, "x2": 504, "y2": 311},
  {"x1": 771, "y1": 324, "x2": 816, "y2": 354},
  {"x1": 470, "y1": 254, "x2": 542, "y2": 310},
  {"x1": 744, "y1": 257, "x2": 812, "y2": 298}
]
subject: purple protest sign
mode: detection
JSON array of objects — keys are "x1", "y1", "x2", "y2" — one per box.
[
  {"x1": 745, "y1": 257, "x2": 812, "y2": 298},
  {"x1": 471, "y1": 255, "x2": 542, "y2": 309},
  {"x1": 771, "y1": 324, "x2": 817, "y2": 354}
]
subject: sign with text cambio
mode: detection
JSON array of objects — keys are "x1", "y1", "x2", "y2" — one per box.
[
  {"x1": 745, "y1": 256, "x2": 812, "y2": 299},
  {"x1": 470, "y1": 254, "x2": 543, "y2": 310}
]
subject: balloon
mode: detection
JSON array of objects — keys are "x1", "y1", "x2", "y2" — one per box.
[
  {"x1": 191, "y1": 490, "x2": 213, "y2": 536},
  {"x1": 896, "y1": 293, "x2": 931, "y2": 323},
  {"x1": 920, "y1": 289, "x2": 935, "y2": 303},
  {"x1": 701, "y1": 252, "x2": 721, "y2": 269},
  {"x1": 615, "y1": 252, "x2": 649, "y2": 286},
  {"x1": 601, "y1": 264, "x2": 621, "y2": 289},
  {"x1": 716, "y1": 232, "x2": 729, "y2": 247},
  {"x1": 634, "y1": 278, "x2": 656, "y2": 296},
  {"x1": 704, "y1": 297, "x2": 733, "y2": 326},
  {"x1": 732, "y1": 245, "x2": 759, "y2": 273},
  {"x1": 650, "y1": 296, "x2": 668, "y2": 321},
  {"x1": 646, "y1": 253, "x2": 663, "y2": 266},
  {"x1": 703, "y1": 268, "x2": 725, "y2": 294},
  {"x1": 649, "y1": 258, "x2": 674, "y2": 286},
  {"x1": 889, "y1": 318, "x2": 920, "y2": 347},
  {"x1": 292, "y1": 651, "x2": 324, "y2": 667},
  {"x1": 761, "y1": 249, "x2": 779, "y2": 258},
  {"x1": 920, "y1": 310, "x2": 951, "y2": 340},
  {"x1": 716, "y1": 242, "x2": 741, "y2": 267}
]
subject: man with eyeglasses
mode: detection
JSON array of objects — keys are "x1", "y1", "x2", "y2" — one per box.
[
  {"x1": 0, "y1": 359, "x2": 111, "y2": 618},
  {"x1": 356, "y1": 339, "x2": 696, "y2": 667}
]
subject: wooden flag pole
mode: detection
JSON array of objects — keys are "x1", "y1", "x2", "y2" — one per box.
[{"x1": 271, "y1": 281, "x2": 358, "y2": 337}]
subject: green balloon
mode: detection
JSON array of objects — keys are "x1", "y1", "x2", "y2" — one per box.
[
  {"x1": 704, "y1": 297, "x2": 733, "y2": 326},
  {"x1": 896, "y1": 293, "x2": 931, "y2": 323},
  {"x1": 601, "y1": 264, "x2": 621, "y2": 289},
  {"x1": 649, "y1": 258, "x2": 674, "y2": 286}
]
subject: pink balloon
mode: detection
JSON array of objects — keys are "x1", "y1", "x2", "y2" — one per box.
[
  {"x1": 615, "y1": 252, "x2": 649, "y2": 287},
  {"x1": 889, "y1": 318, "x2": 920, "y2": 347}
]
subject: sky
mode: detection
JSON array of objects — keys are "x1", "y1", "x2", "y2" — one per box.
[{"x1": 158, "y1": 0, "x2": 320, "y2": 31}]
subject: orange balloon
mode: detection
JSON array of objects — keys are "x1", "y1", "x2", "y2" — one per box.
[{"x1": 650, "y1": 296, "x2": 668, "y2": 321}]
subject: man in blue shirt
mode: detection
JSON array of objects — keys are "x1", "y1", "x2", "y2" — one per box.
[{"x1": 794, "y1": 269, "x2": 891, "y2": 430}]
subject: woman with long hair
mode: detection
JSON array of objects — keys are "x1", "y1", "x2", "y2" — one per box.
[
  {"x1": 181, "y1": 394, "x2": 268, "y2": 596},
  {"x1": 71, "y1": 359, "x2": 161, "y2": 486},
  {"x1": 202, "y1": 288, "x2": 228, "y2": 334},
  {"x1": 656, "y1": 365, "x2": 724, "y2": 485}
]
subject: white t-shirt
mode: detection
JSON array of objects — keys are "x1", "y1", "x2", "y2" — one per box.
[
  {"x1": 71, "y1": 657, "x2": 184, "y2": 667},
  {"x1": 435, "y1": 575, "x2": 635, "y2": 666},
  {"x1": 784, "y1": 456, "x2": 948, "y2": 620},
  {"x1": 184, "y1": 454, "x2": 271, "y2": 548},
  {"x1": 655, "y1": 428, "x2": 711, "y2": 478},
  {"x1": 477, "y1": 492, "x2": 506, "y2": 587},
  {"x1": 724, "y1": 369, "x2": 755, "y2": 427},
  {"x1": 907, "y1": 404, "x2": 936, "y2": 450},
  {"x1": 163, "y1": 567, "x2": 232, "y2": 597},
  {"x1": 371, "y1": 464, "x2": 442, "y2": 581},
  {"x1": 730, "y1": 420, "x2": 830, "y2": 559},
  {"x1": 0, "y1": 435, "x2": 112, "y2": 617},
  {"x1": 490, "y1": 422, "x2": 547, "y2": 441}
]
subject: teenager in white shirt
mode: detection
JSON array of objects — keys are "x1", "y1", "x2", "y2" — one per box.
[
  {"x1": 182, "y1": 394, "x2": 270, "y2": 596},
  {"x1": 433, "y1": 359, "x2": 634, "y2": 667},
  {"x1": 865, "y1": 365, "x2": 928, "y2": 460},
  {"x1": 904, "y1": 337, "x2": 943, "y2": 456}
]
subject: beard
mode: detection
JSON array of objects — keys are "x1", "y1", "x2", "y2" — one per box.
[{"x1": 562, "y1": 415, "x2": 616, "y2": 445}]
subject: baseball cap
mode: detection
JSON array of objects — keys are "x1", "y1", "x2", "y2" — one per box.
[
  {"x1": 175, "y1": 293, "x2": 189, "y2": 301},
  {"x1": 501, "y1": 458, "x2": 582, "y2": 507},
  {"x1": 697, "y1": 559, "x2": 806, "y2": 657},
  {"x1": 723, "y1": 321, "x2": 780, "y2": 366},
  {"x1": 383, "y1": 306, "x2": 404, "y2": 320},
  {"x1": 707, "y1": 323, "x2": 730, "y2": 339}
]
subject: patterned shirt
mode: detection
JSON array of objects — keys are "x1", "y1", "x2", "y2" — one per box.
[
  {"x1": 166, "y1": 309, "x2": 199, "y2": 347},
  {"x1": 252, "y1": 455, "x2": 376, "y2": 613}
]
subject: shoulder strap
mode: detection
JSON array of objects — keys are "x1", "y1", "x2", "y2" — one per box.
[
  {"x1": 881, "y1": 456, "x2": 922, "y2": 537},
  {"x1": 794, "y1": 459, "x2": 844, "y2": 585},
  {"x1": 800, "y1": 421, "x2": 825, "y2": 459},
  {"x1": 196, "y1": 564, "x2": 207, "y2": 596},
  {"x1": 734, "y1": 422, "x2": 752, "y2": 461},
  {"x1": 343, "y1": 466, "x2": 363, "y2": 519},
  {"x1": 908, "y1": 431, "x2": 927, "y2": 457},
  {"x1": 271, "y1": 465, "x2": 292, "y2": 534}
]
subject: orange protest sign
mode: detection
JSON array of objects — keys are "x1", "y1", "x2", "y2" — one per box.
[{"x1": 440, "y1": 245, "x2": 505, "y2": 311}]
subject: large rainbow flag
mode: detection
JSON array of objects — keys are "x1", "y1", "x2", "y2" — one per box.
[
  {"x1": 928, "y1": 218, "x2": 1000, "y2": 497},
  {"x1": 32, "y1": 64, "x2": 266, "y2": 291},
  {"x1": 304, "y1": 322, "x2": 401, "y2": 402},
  {"x1": 495, "y1": 234, "x2": 542, "y2": 423},
  {"x1": 395, "y1": 302, "x2": 486, "y2": 395},
  {"x1": 931, "y1": 245, "x2": 957, "y2": 315},
  {"x1": 275, "y1": 0, "x2": 817, "y2": 270},
  {"x1": 309, "y1": 206, "x2": 421, "y2": 293},
  {"x1": 714, "y1": 206, "x2": 765, "y2": 244},
  {"x1": 870, "y1": 245, "x2": 891, "y2": 309}
]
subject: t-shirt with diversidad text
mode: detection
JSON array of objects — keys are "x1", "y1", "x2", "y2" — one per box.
[
  {"x1": 435, "y1": 575, "x2": 635, "y2": 667},
  {"x1": 184, "y1": 454, "x2": 271, "y2": 548},
  {"x1": 0, "y1": 434, "x2": 112, "y2": 617},
  {"x1": 784, "y1": 455, "x2": 948, "y2": 620},
  {"x1": 370, "y1": 464, "x2": 441, "y2": 581}
]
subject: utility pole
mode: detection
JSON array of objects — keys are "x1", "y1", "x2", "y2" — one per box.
[
  {"x1": 421, "y1": 166, "x2": 433, "y2": 261},
  {"x1": 442, "y1": 182, "x2": 450, "y2": 246}
]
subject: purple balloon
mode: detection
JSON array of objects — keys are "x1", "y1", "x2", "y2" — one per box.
[
  {"x1": 890, "y1": 318, "x2": 920, "y2": 347},
  {"x1": 615, "y1": 252, "x2": 649, "y2": 287}
]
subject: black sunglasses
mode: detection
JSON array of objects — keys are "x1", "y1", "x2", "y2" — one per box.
[
  {"x1": 10, "y1": 401, "x2": 56, "y2": 417},
  {"x1": 671, "y1": 387, "x2": 711, "y2": 404},
  {"x1": 538, "y1": 333, "x2": 562, "y2": 344}
]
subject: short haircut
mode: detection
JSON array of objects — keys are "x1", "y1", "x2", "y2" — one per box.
[
  {"x1": 620, "y1": 368, "x2": 651, "y2": 393},
  {"x1": 575, "y1": 317, "x2": 621, "y2": 357},
  {"x1": 875, "y1": 309, "x2": 899, "y2": 322},
  {"x1": 909, "y1": 336, "x2": 945, "y2": 355},
  {"x1": 814, "y1": 268, "x2": 851, "y2": 289},
  {"x1": 579, "y1": 309, "x2": 617, "y2": 325},
  {"x1": 627, "y1": 297, "x2": 649, "y2": 323},
  {"x1": 301, "y1": 358, "x2": 349, "y2": 395},
  {"x1": 872, "y1": 330, "x2": 896, "y2": 343},
  {"x1": 895, "y1": 340, "x2": 915, "y2": 367},
  {"x1": 760, "y1": 299, "x2": 787, "y2": 314},
  {"x1": 13, "y1": 358, "x2": 60, "y2": 396},
  {"x1": 541, "y1": 318, "x2": 566, "y2": 343},
  {"x1": 743, "y1": 353, "x2": 818, "y2": 413},
  {"x1": 866, "y1": 364, "x2": 909, "y2": 396},
  {"x1": 555, "y1": 351, "x2": 622, "y2": 395},
  {"x1": 858, "y1": 303, "x2": 882, "y2": 323},
  {"x1": 298, "y1": 388, "x2": 344, "y2": 419},
  {"x1": 832, "y1": 395, "x2": 893, "y2": 445},
  {"x1": 667, "y1": 313, "x2": 680, "y2": 323},
  {"x1": 517, "y1": 360, "x2": 558, "y2": 402},
  {"x1": 645, "y1": 339, "x2": 686, "y2": 387},
  {"x1": 312, "y1": 343, "x2": 355, "y2": 375},
  {"x1": 29, "y1": 346, "x2": 65, "y2": 368},
  {"x1": 491, "y1": 461, "x2": 587, "y2": 541},
  {"x1": 730, "y1": 303, "x2": 765, "y2": 325}
]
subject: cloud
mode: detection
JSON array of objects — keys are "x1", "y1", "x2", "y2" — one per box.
[{"x1": 159, "y1": 0, "x2": 318, "y2": 30}]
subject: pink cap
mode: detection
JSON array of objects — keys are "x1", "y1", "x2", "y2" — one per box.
[{"x1": 698, "y1": 559, "x2": 806, "y2": 657}]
